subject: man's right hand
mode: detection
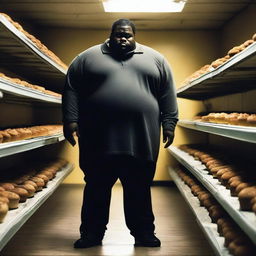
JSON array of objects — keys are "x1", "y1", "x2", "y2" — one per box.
[{"x1": 63, "y1": 122, "x2": 79, "y2": 146}]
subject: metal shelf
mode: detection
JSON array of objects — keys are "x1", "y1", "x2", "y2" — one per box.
[
  {"x1": 0, "y1": 133, "x2": 65, "y2": 158},
  {"x1": 0, "y1": 14, "x2": 66, "y2": 93},
  {"x1": 169, "y1": 168, "x2": 231, "y2": 256},
  {"x1": 168, "y1": 145, "x2": 256, "y2": 244},
  {"x1": 178, "y1": 120, "x2": 256, "y2": 143},
  {"x1": 0, "y1": 78, "x2": 61, "y2": 104},
  {"x1": 0, "y1": 163, "x2": 73, "y2": 251},
  {"x1": 177, "y1": 42, "x2": 256, "y2": 100}
]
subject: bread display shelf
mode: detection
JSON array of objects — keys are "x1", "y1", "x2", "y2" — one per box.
[
  {"x1": 169, "y1": 168, "x2": 231, "y2": 256},
  {"x1": 168, "y1": 146, "x2": 256, "y2": 244},
  {"x1": 0, "y1": 14, "x2": 66, "y2": 93},
  {"x1": 177, "y1": 42, "x2": 256, "y2": 100},
  {"x1": 0, "y1": 78, "x2": 61, "y2": 104},
  {"x1": 178, "y1": 120, "x2": 256, "y2": 143},
  {"x1": 0, "y1": 163, "x2": 73, "y2": 251},
  {"x1": 0, "y1": 133, "x2": 65, "y2": 158}
]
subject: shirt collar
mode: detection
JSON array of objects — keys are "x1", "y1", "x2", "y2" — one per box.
[{"x1": 101, "y1": 39, "x2": 144, "y2": 54}]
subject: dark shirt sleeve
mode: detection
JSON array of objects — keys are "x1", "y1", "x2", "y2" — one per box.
[
  {"x1": 62, "y1": 59, "x2": 80, "y2": 124},
  {"x1": 158, "y1": 57, "x2": 178, "y2": 132}
]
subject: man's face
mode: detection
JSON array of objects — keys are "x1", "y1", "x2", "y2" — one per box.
[{"x1": 109, "y1": 25, "x2": 136, "y2": 54}]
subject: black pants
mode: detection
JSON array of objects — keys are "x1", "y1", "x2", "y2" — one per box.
[{"x1": 80, "y1": 155, "x2": 156, "y2": 238}]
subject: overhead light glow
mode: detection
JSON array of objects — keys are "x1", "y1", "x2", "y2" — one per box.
[{"x1": 102, "y1": 0, "x2": 186, "y2": 13}]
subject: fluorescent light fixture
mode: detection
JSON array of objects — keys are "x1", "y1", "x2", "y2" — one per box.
[{"x1": 102, "y1": 0, "x2": 186, "y2": 13}]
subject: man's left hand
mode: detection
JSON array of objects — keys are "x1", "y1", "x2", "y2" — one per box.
[{"x1": 163, "y1": 130, "x2": 174, "y2": 148}]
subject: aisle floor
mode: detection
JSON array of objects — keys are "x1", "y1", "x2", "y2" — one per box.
[{"x1": 1, "y1": 184, "x2": 214, "y2": 256}]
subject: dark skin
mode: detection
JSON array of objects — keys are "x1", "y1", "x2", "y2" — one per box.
[{"x1": 64, "y1": 25, "x2": 174, "y2": 148}]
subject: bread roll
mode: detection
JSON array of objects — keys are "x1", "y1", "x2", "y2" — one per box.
[
  {"x1": 0, "y1": 202, "x2": 9, "y2": 223},
  {"x1": 16, "y1": 184, "x2": 36, "y2": 198},
  {"x1": 246, "y1": 114, "x2": 256, "y2": 127},
  {"x1": 228, "y1": 46, "x2": 241, "y2": 57},
  {"x1": 29, "y1": 177, "x2": 45, "y2": 191},
  {"x1": 23, "y1": 180, "x2": 38, "y2": 191},
  {"x1": 0, "y1": 183, "x2": 15, "y2": 191},
  {"x1": 0, "y1": 196, "x2": 9, "y2": 204},
  {"x1": 10, "y1": 187, "x2": 29, "y2": 203},
  {"x1": 0, "y1": 133, "x2": 3, "y2": 143},
  {"x1": 0, "y1": 191, "x2": 20, "y2": 209},
  {"x1": 238, "y1": 187, "x2": 256, "y2": 210},
  {"x1": 35, "y1": 174, "x2": 49, "y2": 186}
]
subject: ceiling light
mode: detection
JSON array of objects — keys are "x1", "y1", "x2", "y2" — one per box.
[{"x1": 102, "y1": 0, "x2": 186, "y2": 13}]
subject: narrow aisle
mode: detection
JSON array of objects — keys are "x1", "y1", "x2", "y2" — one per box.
[{"x1": 1, "y1": 184, "x2": 214, "y2": 256}]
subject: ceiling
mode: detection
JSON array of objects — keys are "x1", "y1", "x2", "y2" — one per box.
[{"x1": 0, "y1": 0, "x2": 254, "y2": 30}]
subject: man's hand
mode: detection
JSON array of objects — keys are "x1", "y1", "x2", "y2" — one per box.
[
  {"x1": 63, "y1": 122, "x2": 79, "y2": 146},
  {"x1": 163, "y1": 130, "x2": 174, "y2": 148}
]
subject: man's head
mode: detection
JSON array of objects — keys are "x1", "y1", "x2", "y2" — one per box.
[{"x1": 109, "y1": 19, "x2": 136, "y2": 55}]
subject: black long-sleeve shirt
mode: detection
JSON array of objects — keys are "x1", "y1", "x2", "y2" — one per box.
[{"x1": 62, "y1": 41, "x2": 178, "y2": 162}]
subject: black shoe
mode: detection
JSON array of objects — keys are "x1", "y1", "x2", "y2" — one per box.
[
  {"x1": 134, "y1": 233, "x2": 161, "y2": 247},
  {"x1": 73, "y1": 235, "x2": 102, "y2": 248}
]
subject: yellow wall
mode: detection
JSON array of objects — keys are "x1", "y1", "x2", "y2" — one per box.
[{"x1": 38, "y1": 28, "x2": 219, "y2": 183}]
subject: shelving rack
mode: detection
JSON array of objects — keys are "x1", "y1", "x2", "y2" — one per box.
[
  {"x1": 169, "y1": 168, "x2": 232, "y2": 256},
  {"x1": 171, "y1": 37, "x2": 256, "y2": 254},
  {"x1": 0, "y1": 13, "x2": 67, "y2": 93},
  {"x1": 177, "y1": 42, "x2": 256, "y2": 100},
  {"x1": 178, "y1": 120, "x2": 256, "y2": 143},
  {"x1": 0, "y1": 163, "x2": 73, "y2": 251},
  {"x1": 168, "y1": 146, "x2": 256, "y2": 245},
  {"x1": 0, "y1": 133, "x2": 65, "y2": 158},
  {"x1": 0, "y1": 78, "x2": 61, "y2": 104},
  {"x1": 0, "y1": 13, "x2": 71, "y2": 251}
]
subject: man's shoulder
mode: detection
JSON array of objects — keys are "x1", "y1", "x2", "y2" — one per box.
[
  {"x1": 69, "y1": 44, "x2": 102, "y2": 67},
  {"x1": 77, "y1": 44, "x2": 102, "y2": 58},
  {"x1": 137, "y1": 43, "x2": 164, "y2": 60}
]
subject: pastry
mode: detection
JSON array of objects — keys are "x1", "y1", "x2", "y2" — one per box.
[
  {"x1": 10, "y1": 187, "x2": 29, "y2": 203},
  {"x1": 0, "y1": 202, "x2": 9, "y2": 223},
  {"x1": 243, "y1": 39, "x2": 254, "y2": 48},
  {"x1": 35, "y1": 174, "x2": 49, "y2": 186},
  {"x1": 228, "y1": 46, "x2": 241, "y2": 57},
  {"x1": 16, "y1": 184, "x2": 36, "y2": 198},
  {"x1": 238, "y1": 186, "x2": 256, "y2": 210},
  {"x1": 0, "y1": 183, "x2": 16, "y2": 190},
  {"x1": 237, "y1": 113, "x2": 249, "y2": 126},
  {"x1": 220, "y1": 171, "x2": 240, "y2": 186},
  {"x1": 246, "y1": 114, "x2": 256, "y2": 127},
  {"x1": 230, "y1": 180, "x2": 243, "y2": 196},
  {"x1": 0, "y1": 191, "x2": 20, "y2": 209},
  {"x1": 29, "y1": 177, "x2": 45, "y2": 191},
  {"x1": 235, "y1": 182, "x2": 253, "y2": 195},
  {"x1": 0, "y1": 196, "x2": 9, "y2": 204}
]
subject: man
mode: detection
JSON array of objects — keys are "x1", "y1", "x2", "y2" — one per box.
[{"x1": 62, "y1": 19, "x2": 178, "y2": 249}]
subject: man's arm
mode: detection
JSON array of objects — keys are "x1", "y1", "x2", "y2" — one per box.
[
  {"x1": 158, "y1": 57, "x2": 178, "y2": 148},
  {"x1": 62, "y1": 62, "x2": 80, "y2": 146}
]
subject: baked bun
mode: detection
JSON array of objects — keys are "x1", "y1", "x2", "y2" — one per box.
[
  {"x1": 23, "y1": 180, "x2": 38, "y2": 191},
  {"x1": 0, "y1": 196, "x2": 9, "y2": 205},
  {"x1": 247, "y1": 114, "x2": 256, "y2": 127},
  {"x1": 252, "y1": 33, "x2": 256, "y2": 41},
  {"x1": 228, "y1": 46, "x2": 241, "y2": 57},
  {"x1": 16, "y1": 184, "x2": 36, "y2": 198},
  {"x1": 0, "y1": 191, "x2": 20, "y2": 209},
  {"x1": 238, "y1": 187, "x2": 256, "y2": 210},
  {"x1": 35, "y1": 174, "x2": 49, "y2": 186},
  {"x1": 0, "y1": 202, "x2": 9, "y2": 223},
  {"x1": 10, "y1": 187, "x2": 29, "y2": 203},
  {"x1": 0, "y1": 183, "x2": 16, "y2": 191},
  {"x1": 29, "y1": 177, "x2": 45, "y2": 191},
  {"x1": 235, "y1": 182, "x2": 253, "y2": 195}
]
